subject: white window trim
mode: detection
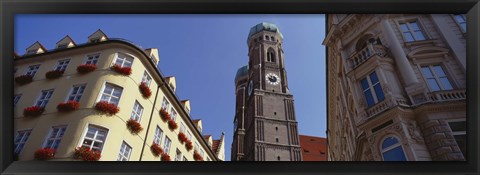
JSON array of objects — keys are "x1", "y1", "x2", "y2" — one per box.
[
  {"x1": 113, "y1": 52, "x2": 135, "y2": 68},
  {"x1": 130, "y1": 101, "x2": 144, "y2": 122},
  {"x1": 83, "y1": 53, "x2": 101, "y2": 65},
  {"x1": 379, "y1": 135, "x2": 408, "y2": 161},
  {"x1": 53, "y1": 59, "x2": 71, "y2": 71},
  {"x1": 395, "y1": 18, "x2": 430, "y2": 42},
  {"x1": 25, "y1": 64, "x2": 41, "y2": 76},
  {"x1": 153, "y1": 126, "x2": 164, "y2": 145},
  {"x1": 117, "y1": 141, "x2": 133, "y2": 161},
  {"x1": 360, "y1": 71, "x2": 383, "y2": 107},
  {"x1": 175, "y1": 149, "x2": 182, "y2": 161},
  {"x1": 42, "y1": 125, "x2": 67, "y2": 149},
  {"x1": 34, "y1": 89, "x2": 54, "y2": 107},
  {"x1": 142, "y1": 71, "x2": 153, "y2": 87},
  {"x1": 420, "y1": 64, "x2": 454, "y2": 92},
  {"x1": 77, "y1": 124, "x2": 109, "y2": 153},
  {"x1": 14, "y1": 129, "x2": 32, "y2": 154},
  {"x1": 163, "y1": 136, "x2": 172, "y2": 155},
  {"x1": 65, "y1": 84, "x2": 87, "y2": 102},
  {"x1": 95, "y1": 81, "x2": 123, "y2": 106}
]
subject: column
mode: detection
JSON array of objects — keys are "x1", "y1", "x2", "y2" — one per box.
[{"x1": 381, "y1": 19, "x2": 419, "y2": 86}]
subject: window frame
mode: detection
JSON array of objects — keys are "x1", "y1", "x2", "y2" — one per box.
[
  {"x1": 78, "y1": 124, "x2": 109, "y2": 153},
  {"x1": 452, "y1": 14, "x2": 467, "y2": 33},
  {"x1": 170, "y1": 107, "x2": 177, "y2": 121},
  {"x1": 117, "y1": 141, "x2": 133, "y2": 161},
  {"x1": 360, "y1": 71, "x2": 385, "y2": 107},
  {"x1": 153, "y1": 126, "x2": 164, "y2": 145},
  {"x1": 175, "y1": 149, "x2": 182, "y2": 161},
  {"x1": 35, "y1": 89, "x2": 55, "y2": 108},
  {"x1": 130, "y1": 101, "x2": 144, "y2": 122},
  {"x1": 396, "y1": 19, "x2": 429, "y2": 42},
  {"x1": 25, "y1": 64, "x2": 41, "y2": 77},
  {"x1": 84, "y1": 53, "x2": 100, "y2": 65},
  {"x1": 14, "y1": 129, "x2": 32, "y2": 154},
  {"x1": 54, "y1": 59, "x2": 71, "y2": 71},
  {"x1": 42, "y1": 125, "x2": 67, "y2": 150},
  {"x1": 113, "y1": 52, "x2": 134, "y2": 68},
  {"x1": 446, "y1": 118, "x2": 466, "y2": 157},
  {"x1": 420, "y1": 64, "x2": 454, "y2": 92},
  {"x1": 96, "y1": 82, "x2": 124, "y2": 106},
  {"x1": 161, "y1": 97, "x2": 170, "y2": 110},
  {"x1": 141, "y1": 71, "x2": 153, "y2": 87},
  {"x1": 14, "y1": 94, "x2": 22, "y2": 107},
  {"x1": 163, "y1": 136, "x2": 172, "y2": 155},
  {"x1": 380, "y1": 135, "x2": 408, "y2": 161},
  {"x1": 66, "y1": 84, "x2": 87, "y2": 102}
]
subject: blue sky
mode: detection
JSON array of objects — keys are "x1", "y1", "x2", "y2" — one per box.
[{"x1": 15, "y1": 14, "x2": 326, "y2": 161}]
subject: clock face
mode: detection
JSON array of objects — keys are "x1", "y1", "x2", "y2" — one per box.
[
  {"x1": 266, "y1": 73, "x2": 280, "y2": 85},
  {"x1": 248, "y1": 80, "x2": 253, "y2": 96}
]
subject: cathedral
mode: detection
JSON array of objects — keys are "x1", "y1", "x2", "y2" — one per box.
[{"x1": 231, "y1": 22, "x2": 302, "y2": 161}]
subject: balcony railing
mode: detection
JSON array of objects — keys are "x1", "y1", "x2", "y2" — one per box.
[
  {"x1": 348, "y1": 44, "x2": 387, "y2": 69},
  {"x1": 428, "y1": 89, "x2": 466, "y2": 102},
  {"x1": 360, "y1": 97, "x2": 410, "y2": 120}
]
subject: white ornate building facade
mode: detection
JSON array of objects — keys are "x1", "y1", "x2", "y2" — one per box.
[{"x1": 324, "y1": 14, "x2": 466, "y2": 161}]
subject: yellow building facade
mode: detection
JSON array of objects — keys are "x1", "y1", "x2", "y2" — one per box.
[{"x1": 13, "y1": 30, "x2": 225, "y2": 161}]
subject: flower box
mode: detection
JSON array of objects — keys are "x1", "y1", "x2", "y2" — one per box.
[
  {"x1": 73, "y1": 147, "x2": 101, "y2": 161},
  {"x1": 77, "y1": 64, "x2": 97, "y2": 74},
  {"x1": 161, "y1": 153, "x2": 171, "y2": 161},
  {"x1": 111, "y1": 64, "x2": 132, "y2": 76},
  {"x1": 126, "y1": 119, "x2": 143, "y2": 134},
  {"x1": 34, "y1": 148, "x2": 55, "y2": 160},
  {"x1": 15, "y1": 74, "x2": 33, "y2": 85},
  {"x1": 150, "y1": 143, "x2": 164, "y2": 157},
  {"x1": 57, "y1": 101, "x2": 80, "y2": 112},
  {"x1": 95, "y1": 101, "x2": 119, "y2": 115},
  {"x1": 45, "y1": 70, "x2": 64, "y2": 79},
  {"x1": 159, "y1": 108, "x2": 171, "y2": 121},
  {"x1": 178, "y1": 132, "x2": 188, "y2": 144},
  {"x1": 23, "y1": 106, "x2": 45, "y2": 117},
  {"x1": 185, "y1": 140, "x2": 193, "y2": 151},
  {"x1": 193, "y1": 151, "x2": 203, "y2": 161},
  {"x1": 139, "y1": 82, "x2": 152, "y2": 98},
  {"x1": 168, "y1": 120, "x2": 178, "y2": 130}
]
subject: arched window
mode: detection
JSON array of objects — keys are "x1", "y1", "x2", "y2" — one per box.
[
  {"x1": 380, "y1": 136, "x2": 407, "y2": 161},
  {"x1": 267, "y1": 49, "x2": 276, "y2": 62}
]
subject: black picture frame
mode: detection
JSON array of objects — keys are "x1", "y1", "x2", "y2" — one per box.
[{"x1": 1, "y1": 0, "x2": 478, "y2": 175}]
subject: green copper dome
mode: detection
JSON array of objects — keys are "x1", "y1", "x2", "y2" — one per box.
[
  {"x1": 248, "y1": 22, "x2": 284, "y2": 40},
  {"x1": 235, "y1": 65, "x2": 249, "y2": 82}
]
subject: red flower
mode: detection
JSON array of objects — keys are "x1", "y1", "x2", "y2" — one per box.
[
  {"x1": 45, "y1": 70, "x2": 64, "y2": 79},
  {"x1": 73, "y1": 147, "x2": 101, "y2": 161},
  {"x1": 185, "y1": 140, "x2": 193, "y2": 151},
  {"x1": 161, "y1": 153, "x2": 171, "y2": 161},
  {"x1": 178, "y1": 132, "x2": 188, "y2": 144},
  {"x1": 15, "y1": 74, "x2": 33, "y2": 85},
  {"x1": 159, "y1": 108, "x2": 171, "y2": 121},
  {"x1": 57, "y1": 101, "x2": 80, "y2": 112},
  {"x1": 95, "y1": 101, "x2": 119, "y2": 115},
  {"x1": 77, "y1": 64, "x2": 97, "y2": 74},
  {"x1": 150, "y1": 143, "x2": 164, "y2": 157},
  {"x1": 23, "y1": 106, "x2": 45, "y2": 117},
  {"x1": 34, "y1": 148, "x2": 55, "y2": 160},
  {"x1": 126, "y1": 119, "x2": 143, "y2": 134},
  {"x1": 139, "y1": 82, "x2": 152, "y2": 98},
  {"x1": 193, "y1": 151, "x2": 203, "y2": 161},
  {"x1": 168, "y1": 120, "x2": 178, "y2": 130},
  {"x1": 111, "y1": 64, "x2": 132, "y2": 76}
]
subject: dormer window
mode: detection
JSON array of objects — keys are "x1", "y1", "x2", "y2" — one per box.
[
  {"x1": 169, "y1": 83, "x2": 175, "y2": 92},
  {"x1": 90, "y1": 38, "x2": 101, "y2": 43},
  {"x1": 26, "y1": 50, "x2": 37, "y2": 55},
  {"x1": 57, "y1": 44, "x2": 68, "y2": 49}
]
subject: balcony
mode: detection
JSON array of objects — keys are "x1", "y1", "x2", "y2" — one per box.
[
  {"x1": 348, "y1": 44, "x2": 387, "y2": 69},
  {"x1": 428, "y1": 89, "x2": 466, "y2": 102},
  {"x1": 360, "y1": 97, "x2": 409, "y2": 121}
]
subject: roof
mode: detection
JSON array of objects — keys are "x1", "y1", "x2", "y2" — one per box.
[
  {"x1": 212, "y1": 140, "x2": 221, "y2": 154},
  {"x1": 299, "y1": 135, "x2": 328, "y2": 161},
  {"x1": 248, "y1": 22, "x2": 284, "y2": 40},
  {"x1": 234, "y1": 65, "x2": 248, "y2": 82}
]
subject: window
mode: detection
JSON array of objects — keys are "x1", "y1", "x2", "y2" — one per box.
[
  {"x1": 187, "y1": 131, "x2": 192, "y2": 141},
  {"x1": 271, "y1": 36, "x2": 275, "y2": 41},
  {"x1": 161, "y1": 97, "x2": 170, "y2": 110},
  {"x1": 163, "y1": 136, "x2": 172, "y2": 155},
  {"x1": 117, "y1": 141, "x2": 132, "y2": 161},
  {"x1": 265, "y1": 36, "x2": 269, "y2": 40},
  {"x1": 55, "y1": 59, "x2": 70, "y2": 71},
  {"x1": 43, "y1": 126, "x2": 67, "y2": 149},
  {"x1": 180, "y1": 122, "x2": 186, "y2": 133},
  {"x1": 194, "y1": 142, "x2": 200, "y2": 152},
  {"x1": 14, "y1": 94, "x2": 22, "y2": 107},
  {"x1": 421, "y1": 65, "x2": 453, "y2": 91},
  {"x1": 453, "y1": 14, "x2": 466, "y2": 32},
  {"x1": 114, "y1": 53, "x2": 134, "y2": 67},
  {"x1": 130, "y1": 101, "x2": 144, "y2": 122},
  {"x1": 399, "y1": 21, "x2": 427, "y2": 42},
  {"x1": 85, "y1": 54, "x2": 100, "y2": 65},
  {"x1": 267, "y1": 50, "x2": 276, "y2": 62},
  {"x1": 90, "y1": 38, "x2": 101, "y2": 43},
  {"x1": 14, "y1": 129, "x2": 32, "y2": 154},
  {"x1": 35, "y1": 89, "x2": 54, "y2": 108},
  {"x1": 175, "y1": 149, "x2": 182, "y2": 161},
  {"x1": 200, "y1": 149, "x2": 205, "y2": 159},
  {"x1": 361, "y1": 71, "x2": 385, "y2": 107},
  {"x1": 26, "y1": 50, "x2": 37, "y2": 55},
  {"x1": 68, "y1": 84, "x2": 86, "y2": 102},
  {"x1": 81, "y1": 125, "x2": 108, "y2": 152},
  {"x1": 170, "y1": 108, "x2": 177, "y2": 121},
  {"x1": 380, "y1": 136, "x2": 407, "y2": 161},
  {"x1": 142, "y1": 71, "x2": 152, "y2": 87},
  {"x1": 448, "y1": 120, "x2": 466, "y2": 158},
  {"x1": 153, "y1": 126, "x2": 163, "y2": 144},
  {"x1": 26, "y1": 64, "x2": 40, "y2": 76},
  {"x1": 100, "y1": 83, "x2": 123, "y2": 106},
  {"x1": 57, "y1": 43, "x2": 68, "y2": 49}
]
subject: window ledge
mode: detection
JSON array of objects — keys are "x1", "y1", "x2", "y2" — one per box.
[{"x1": 404, "y1": 39, "x2": 436, "y2": 47}]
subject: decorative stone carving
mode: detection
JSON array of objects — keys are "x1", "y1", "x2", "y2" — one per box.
[{"x1": 407, "y1": 121, "x2": 424, "y2": 143}]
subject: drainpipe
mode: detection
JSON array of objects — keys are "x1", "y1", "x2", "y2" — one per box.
[{"x1": 139, "y1": 84, "x2": 161, "y2": 161}]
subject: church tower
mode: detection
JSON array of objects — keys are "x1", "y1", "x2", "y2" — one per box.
[{"x1": 232, "y1": 22, "x2": 302, "y2": 161}]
